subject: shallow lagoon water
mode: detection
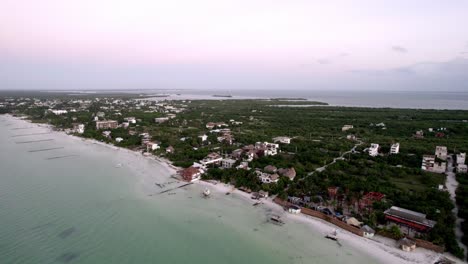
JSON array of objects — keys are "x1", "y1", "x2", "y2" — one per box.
[{"x1": 0, "y1": 115, "x2": 379, "y2": 264}]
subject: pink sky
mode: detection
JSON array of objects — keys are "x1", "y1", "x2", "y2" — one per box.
[{"x1": 1, "y1": 0, "x2": 468, "y2": 90}]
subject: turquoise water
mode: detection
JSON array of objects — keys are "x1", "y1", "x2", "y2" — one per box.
[{"x1": 0, "y1": 115, "x2": 378, "y2": 264}]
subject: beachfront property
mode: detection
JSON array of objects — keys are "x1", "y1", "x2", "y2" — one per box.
[
  {"x1": 221, "y1": 158, "x2": 236, "y2": 169},
  {"x1": 421, "y1": 155, "x2": 446, "y2": 174},
  {"x1": 435, "y1": 146, "x2": 448, "y2": 160},
  {"x1": 342, "y1": 125, "x2": 354, "y2": 131},
  {"x1": 398, "y1": 238, "x2": 417, "y2": 252},
  {"x1": 146, "y1": 142, "x2": 160, "y2": 152},
  {"x1": 200, "y1": 152, "x2": 223, "y2": 167},
  {"x1": 72, "y1": 123, "x2": 85, "y2": 134},
  {"x1": 456, "y1": 153, "x2": 466, "y2": 165},
  {"x1": 368, "y1": 143, "x2": 379, "y2": 157},
  {"x1": 361, "y1": 225, "x2": 375, "y2": 238},
  {"x1": 180, "y1": 166, "x2": 203, "y2": 182},
  {"x1": 288, "y1": 205, "x2": 301, "y2": 214},
  {"x1": 256, "y1": 170, "x2": 279, "y2": 183},
  {"x1": 390, "y1": 143, "x2": 400, "y2": 154},
  {"x1": 96, "y1": 120, "x2": 118, "y2": 130},
  {"x1": 384, "y1": 206, "x2": 437, "y2": 233},
  {"x1": 273, "y1": 136, "x2": 291, "y2": 144}
]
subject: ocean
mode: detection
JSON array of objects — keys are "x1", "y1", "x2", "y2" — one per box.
[{"x1": 0, "y1": 115, "x2": 379, "y2": 264}]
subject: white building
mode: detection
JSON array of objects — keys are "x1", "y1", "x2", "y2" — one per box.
[
  {"x1": 198, "y1": 134, "x2": 208, "y2": 142},
  {"x1": 50, "y1": 109, "x2": 68, "y2": 115},
  {"x1": 390, "y1": 143, "x2": 400, "y2": 154},
  {"x1": 73, "y1": 123, "x2": 85, "y2": 134},
  {"x1": 368, "y1": 143, "x2": 379, "y2": 157},
  {"x1": 456, "y1": 153, "x2": 466, "y2": 165},
  {"x1": 361, "y1": 225, "x2": 375, "y2": 238},
  {"x1": 221, "y1": 158, "x2": 236, "y2": 169},
  {"x1": 124, "y1": 117, "x2": 136, "y2": 124},
  {"x1": 342, "y1": 125, "x2": 354, "y2": 131},
  {"x1": 200, "y1": 153, "x2": 223, "y2": 167},
  {"x1": 273, "y1": 136, "x2": 291, "y2": 144},
  {"x1": 435, "y1": 146, "x2": 448, "y2": 160},
  {"x1": 457, "y1": 164, "x2": 467, "y2": 174},
  {"x1": 288, "y1": 205, "x2": 301, "y2": 214},
  {"x1": 155, "y1": 117, "x2": 169, "y2": 123},
  {"x1": 115, "y1": 137, "x2": 124, "y2": 143},
  {"x1": 146, "y1": 142, "x2": 160, "y2": 152},
  {"x1": 421, "y1": 155, "x2": 446, "y2": 174}
]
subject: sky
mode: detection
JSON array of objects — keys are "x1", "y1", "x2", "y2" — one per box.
[{"x1": 1, "y1": 0, "x2": 468, "y2": 91}]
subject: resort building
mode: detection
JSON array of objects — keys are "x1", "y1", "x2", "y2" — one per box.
[
  {"x1": 180, "y1": 166, "x2": 203, "y2": 182},
  {"x1": 342, "y1": 125, "x2": 354, "y2": 131},
  {"x1": 435, "y1": 146, "x2": 448, "y2": 160},
  {"x1": 96, "y1": 120, "x2": 118, "y2": 130},
  {"x1": 368, "y1": 143, "x2": 379, "y2": 157},
  {"x1": 72, "y1": 123, "x2": 85, "y2": 134},
  {"x1": 421, "y1": 155, "x2": 446, "y2": 174},
  {"x1": 221, "y1": 158, "x2": 236, "y2": 169},
  {"x1": 384, "y1": 206, "x2": 437, "y2": 233},
  {"x1": 390, "y1": 143, "x2": 400, "y2": 154},
  {"x1": 273, "y1": 136, "x2": 292, "y2": 144},
  {"x1": 457, "y1": 153, "x2": 466, "y2": 165}
]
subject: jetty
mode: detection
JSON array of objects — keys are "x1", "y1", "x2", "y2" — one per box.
[
  {"x1": 16, "y1": 139, "x2": 54, "y2": 144},
  {"x1": 12, "y1": 132, "x2": 51, "y2": 137},
  {"x1": 29, "y1": 147, "x2": 64, "y2": 153},
  {"x1": 10, "y1": 127, "x2": 35, "y2": 130},
  {"x1": 46, "y1": 155, "x2": 78, "y2": 160},
  {"x1": 157, "y1": 182, "x2": 193, "y2": 195}
]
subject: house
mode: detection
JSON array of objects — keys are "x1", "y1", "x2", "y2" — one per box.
[
  {"x1": 390, "y1": 143, "x2": 400, "y2": 154},
  {"x1": 96, "y1": 120, "x2": 118, "y2": 130},
  {"x1": 72, "y1": 123, "x2": 85, "y2": 134},
  {"x1": 154, "y1": 117, "x2": 169, "y2": 123},
  {"x1": 146, "y1": 142, "x2": 160, "y2": 152},
  {"x1": 166, "y1": 146, "x2": 175, "y2": 154},
  {"x1": 102, "y1": 131, "x2": 111, "y2": 138},
  {"x1": 236, "y1": 161, "x2": 250, "y2": 170},
  {"x1": 278, "y1": 167, "x2": 296, "y2": 180},
  {"x1": 258, "y1": 190, "x2": 269, "y2": 198},
  {"x1": 200, "y1": 153, "x2": 223, "y2": 167},
  {"x1": 115, "y1": 137, "x2": 124, "y2": 143},
  {"x1": 231, "y1": 149, "x2": 244, "y2": 159},
  {"x1": 435, "y1": 146, "x2": 448, "y2": 160},
  {"x1": 273, "y1": 136, "x2": 291, "y2": 144},
  {"x1": 257, "y1": 171, "x2": 279, "y2": 183},
  {"x1": 124, "y1": 117, "x2": 136, "y2": 124},
  {"x1": 346, "y1": 134, "x2": 357, "y2": 141},
  {"x1": 49, "y1": 109, "x2": 68, "y2": 115},
  {"x1": 456, "y1": 153, "x2": 466, "y2": 165},
  {"x1": 198, "y1": 134, "x2": 208, "y2": 142},
  {"x1": 180, "y1": 166, "x2": 202, "y2": 182},
  {"x1": 398, "y1": 238, "x2": 417, "y2": 252},
  {"x1": 384, "y1": 206, "x2": 436, "y2": 233},
  {"x1": 288, "y1": 205, "x2": 301, "y2": 214},
  {"x1": 368, "y1": 143, "x2": 379, "y2": 157},
  {"x1": 457, "y1": 164, "x2": 467, "y2": 173},
  {"x1": 264, "y1": 165, "x2": 277, "y2": 173},
  {"x1": 221, "y1": 158, "x2": 236, "y2": 169},
  {"x1": 255, "y1": 142, "x2": 279, "y2": 156},
  {"x1": 421, "y1": 155, "x2": 446, "y2": 174},
  {"x1": 361, "y1": 225, "x2": 375, "y2": 238},
  {"x1": 342, "y1": 125, "x2": 354, "y2": 131},
  {"x1": 121, "y1": 122, "x2": 130, "y2": 129},
  {"x1": 413, "y1": 130, "x2": 424, "y2": 139}
]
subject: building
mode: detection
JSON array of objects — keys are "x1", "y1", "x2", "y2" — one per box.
[
  {"x1": 457, "y1": 164, "x2": 467, "y2": 174},
  {"x1": 200, "y1": 153, "x2": 223, "y2": 167},
  {"x1": 198, "y1": 134, "x2": 208, "y2": 142},
  {"x1": 255, "y1": 142, "x2": 279, "y2": 156},
  {"x1": 342, "y1": 125, "x2": 354, "y2": 131},
  {"x1": 421, "y1": 155, "x2": 446, "y2": 174},
  {"x1": 264, "y1": 165, "x2": 277, "y2": 173},
  {"x1": 346, "y1": 134, "x2": 357, "y2": 141},
  {"x1": 49, "y1": 109, "x2": 68, "y2": 115},
  {"x1": 368, "y1": 143, "x2": 379, "y2": 157},
  {"x1": 115, "y1": 137, "x2": 124, "y2": 143},
  {"x1": 413, "y1": 130, "x2": 424, "y2": 139},
  {"x1": 102, "y1": 131, "x2": 111, "y2": 138},
  {"x1": 273, "y1": 136, "x2": 291, "y2": 144},
  {"x1": 72, "y1": 123, "x2": 85, "y2": 134},
  {"x1": 146, "y1": 142, "x2": 160, "y2": 152},
  {"x1": 278, "y1": 167, "x2": 296, "y2": 180},
  {"x1": 180, "y1": 166, "x2": 202, "y2": 182},
  {"x1": 124, "y1": 117, "x2": 136, "y2": 124},
  {"x1": 361, "y1": 225, "x2": 375, "y2": 238},
  {"x1": 435, "y1": 146, "x2": 448, "y2": 160},
  {"x1": 155, "y1": 117, "x2": 169, "y2": 123},
  {"x1": 390, "y1": 143, "x2": 400, "y2": 154},
  {"x1": 166, "y1": 146, "x2": 175, "y2": 154},
  {"x1": 457, "y1": 153, "x2": 466, "y2": 165},
  {"x1": 384, "y1": 206, "x2": 437, "y2": 233},
  {"x1": 398, "y1": 238, "x2": 417, "y2": 252},
  {"x1": 288, "y1": 205, "x2": 301, "y2": 214},
  {"x1": 96, "y1": 120, "x2": 118, "y2": 130},
  {"x1": 221, "y1": 158, "x2": 236, "y2": 169},
  {"x1": 359, "y1": 192, "x2": 385, "y2": 209}
]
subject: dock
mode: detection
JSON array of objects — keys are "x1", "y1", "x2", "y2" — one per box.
[
  {"x1": 29, "y1": 147, "x2": 64, "y2": 153},
  {"x1": 16, "y1": 139, "x2": 54, "y2": 144}
]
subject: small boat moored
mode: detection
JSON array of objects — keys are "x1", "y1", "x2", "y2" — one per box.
[{"x1": 268, "y1": 215, "x2": 285, "y2": 226}]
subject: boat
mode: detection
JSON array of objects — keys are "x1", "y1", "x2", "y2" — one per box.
[
  {"x1": 325, "y1": 229, "x2": 338, "y2": 241},
  {"x1": 268, "y1": 215, "x2": 285, "y2": 226},
  {"x1": 203, "y1": 188, "x2": 211, "y2": 197},
  {"x1": 253, "y1": 201, "x2": 262, "y2": 206}
]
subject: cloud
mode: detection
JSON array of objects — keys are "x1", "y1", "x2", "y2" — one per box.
[
  {"x1": 316, "y1": 59, "x2": 331, "y2": 65},
  {"x1": 391, "y1": 46, "x2": 408, "y2": 53}
]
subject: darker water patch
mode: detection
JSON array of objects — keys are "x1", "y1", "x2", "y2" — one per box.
[
  {"x1": 56, "y1": 252, "x2": 79, "y2": 263},
  {"x1": 58, "y1": 227, "x2": 76, "y2": 239},
  {"x1": 31, "y1": 221, "x2": 55, "y2": 231}
]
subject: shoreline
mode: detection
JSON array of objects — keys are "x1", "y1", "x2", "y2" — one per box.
[{"x1": 2, "y1": 114, "x2": 463, "y2": 264}]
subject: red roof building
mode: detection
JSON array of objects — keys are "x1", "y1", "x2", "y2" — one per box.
[
  {"x1": 359, "y1": 192, "x2": 385, "y2": 208},
  {"x1": 384, "y1": 206, "x2": 436, "y2": 232},
  {"x1": 180, "y1": 166, "x2": 202, "y2": 182}
]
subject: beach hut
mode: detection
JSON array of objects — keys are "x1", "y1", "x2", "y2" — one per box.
[
  {"x1": 398, "y1": 237, "x2": 417, "y2": 252},
  {"x1": 361, "y1": 225, "x2": 375, "y2": 238}
]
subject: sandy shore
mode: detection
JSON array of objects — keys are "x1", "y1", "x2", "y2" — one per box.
[{"x1": 4, "y1": 114, "x2": 463, "y2": 264}]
